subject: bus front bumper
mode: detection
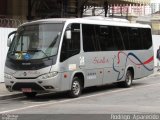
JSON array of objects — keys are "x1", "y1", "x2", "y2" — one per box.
[{"x1": 4, "y1": 73, "x2": 62, "y2": 93}]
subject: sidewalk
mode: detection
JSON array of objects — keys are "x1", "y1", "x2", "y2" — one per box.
[
  {"x1": 153, "y1": 66, "x2": 160, "y2": 75},
  {"x1": 0, "y1": 82, "x2": 23, "y2": 99},
  {"x1": 0, "y1": 82, "x2": 9, "y2": 96}
]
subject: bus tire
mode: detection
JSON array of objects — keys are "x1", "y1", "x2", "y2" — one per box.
[
  {"x1": 23, "y1": 92, "x2": 37, "y2": 98},
  {"x1": 69, "y1": 77, "x2": 82, "y2": 98},
  {"x1": 118, "y1": 70, "x2": 133, "y2": 88}
]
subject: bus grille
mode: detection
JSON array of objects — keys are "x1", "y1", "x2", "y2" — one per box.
[{"x1": 12, "y1": 83, "x2": 44, "y2": 91}]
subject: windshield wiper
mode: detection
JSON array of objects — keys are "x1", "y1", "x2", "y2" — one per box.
[
  {"x1": 49, "y1": 33, "x2": 60, "y2": 48},
  {"x1": 28, "y1": 49, "x2": 50, "y2": 59}
]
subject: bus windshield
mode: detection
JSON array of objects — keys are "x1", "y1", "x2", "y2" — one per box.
[{"x1": 8, "y1": 23, "x2": 64, "y2": 60}]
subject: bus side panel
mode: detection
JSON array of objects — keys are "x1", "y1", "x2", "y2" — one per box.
[
  {"x1": 58, "y1": 54, "x2": 85, "y2": 91},
  {"x1": 56, "y1": 48, "x2": 154, "y2": 91},
  {"x1": 102, "y1": 51, "x2": 125, "y2": 84},
  {"x1": 122, "y1": 50, "x2": 154, "y2": 80},
  {"x1": 135, "y1": 49, "x2": 154, "y2": 78},
  {"x1": 115, "y1": 50, "x2": 154, "y2": 80},
  {"x1": 58, "y1": 62, "x2": 72, "y2": 91},
  {"x1": 82, "y1": 50, "x2": 153, "y2": 86},
  {"x1": 82, "y1": 52, "x2": 120, "y2": 86},
  {"x1": 80, "y1": 52, "x2": 102, "y2": 87}
]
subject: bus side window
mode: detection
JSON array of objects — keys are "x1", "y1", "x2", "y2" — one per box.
[
  {"x1": 99, "y1": 25, "x2": 114, "y2": 51},
  {"x1": 112, "y1": 27, "x2": 125, "y2": 50},
  {"x1": 129, "y1": 27, "x2": 142, "y2": 50},
  {"x1": 60, "y1": 23, "x2": 80, "y2": 62},
  {"x1": 82, "y1": 24, "x2": 97, "y2": 52},
  {"x1": 141, "y1": 28, "x2": 152, "y2": 49},
  {"x1": 119, "y1": 27, "x2": 130, "y2": 50}
]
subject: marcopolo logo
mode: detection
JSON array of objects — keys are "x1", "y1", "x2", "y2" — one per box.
[{"x1": 23, "y1": 72, "x2": 27, "y2": 76}]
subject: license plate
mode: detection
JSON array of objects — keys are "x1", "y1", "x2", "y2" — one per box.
[{"x1": 22, "y1": 88, "x2": 32, "y2": 92}]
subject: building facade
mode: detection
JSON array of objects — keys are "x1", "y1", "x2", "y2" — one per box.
[{"x1": 1, "y1": 0, "x2": 160, "y2": 30}]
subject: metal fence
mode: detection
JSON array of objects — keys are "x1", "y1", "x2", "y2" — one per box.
[
  {"x1": 0, "y1": 15, "x2": 25, "y2": 28},
  {"x1": 0, "y1": 18, "x2": 21, "y2": 28}
]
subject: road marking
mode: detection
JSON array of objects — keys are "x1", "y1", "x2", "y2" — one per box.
[
  {"x1": 0, "y1": 82, "x2": 160, "y2": 114},
  {"x1": 133, "y1": 82, "x2": 160, "y2": 88}
]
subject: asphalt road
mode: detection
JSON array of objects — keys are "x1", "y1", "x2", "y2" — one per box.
[{"x1": 0, "y1": 74, "x2": 160, "y2": 120}]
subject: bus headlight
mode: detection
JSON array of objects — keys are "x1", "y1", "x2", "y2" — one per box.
[
  {"x1": 38, "y1": 72, "x2": 58, "y2": 79},
  {"x1": 4, "y1": 73, "x2": 14, "y2": 79}
]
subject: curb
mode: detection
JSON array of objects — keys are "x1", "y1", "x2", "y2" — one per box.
[
  {"x1": 0, "y1": 93, "x2": 24, "y2": 100},
  {"x1": 0, "y1": 82, "x2": 24, "y2": 100},
  {"x1": 150, "y1": 72, "x2": 160, "y2": 76}
]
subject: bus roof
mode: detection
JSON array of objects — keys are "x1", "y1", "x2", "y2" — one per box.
[{"x1": 21, "y1": 17, "x2": 151, "y2": 28}]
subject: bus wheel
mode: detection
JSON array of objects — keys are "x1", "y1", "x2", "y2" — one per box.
[
  {"x1": 69, "y1": 77, "x2": 82, "y2": 98},
  {"x1": 23, "y1": 92, "x2": 37, "y2": 98},
  {"x1": 118, "y1": 70, "x2": 133, "y2": 88}
]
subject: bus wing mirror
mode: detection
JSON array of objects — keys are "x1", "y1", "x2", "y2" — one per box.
[
  {"x1": 7, "y1": 38, "x2": 12, "y2": 47},
  {"x1": 65, "y1": 30, "x2": 71, "y2": 39},
  {"x1": 7, "y1": 30, "x2": 17, "y2": 47}
]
